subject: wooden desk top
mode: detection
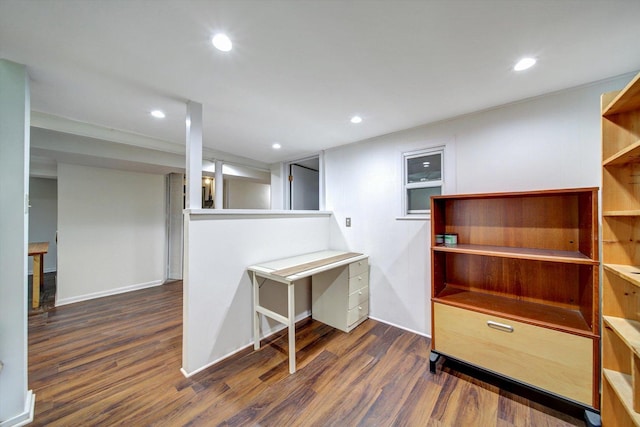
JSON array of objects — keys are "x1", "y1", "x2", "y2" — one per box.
[
  {"x1": 28, "y1": 242, "x2": 49, "y2": 256},
  {"x1": 248, "y1": 250, "x2": 366, "y2": 283},
  {"x1": 271, "y1": 252, "x2": 361, "y2": 277}
]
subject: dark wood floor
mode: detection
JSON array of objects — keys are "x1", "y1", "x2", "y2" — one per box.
[{"x1": 28, "y1": 281, "x2": 585, "y2": 426}]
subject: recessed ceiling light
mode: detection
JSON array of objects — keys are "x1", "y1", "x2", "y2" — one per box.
[
  {"x1": 150, "y1": 110, "x2": 165, "y2": 119},
  {"x1": 514, "y1": 57, "x2": 536, "y2": 71},
  {"x1": 212, "y1": 33, "x2": 232, "y2": 52},
  {"x1": 350, "y1": 115, "x2": 362, "y2": 124},
  {"x1": 272, "y1": 143, "x2": 281, "y2": 149}
]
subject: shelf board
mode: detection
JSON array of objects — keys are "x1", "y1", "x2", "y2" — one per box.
[
  {"x1": 603, "y1": 139, "x2": 640, "y2": 166},
  {"x1": 603, "y1": 210, "x2": 640, "y2": 217},
  {"x1": 603, "y1": 316, "x2": 640, "y2": 358},
  {"x1": 603, "y1": 73, "x2": 640, "y2": 116},
  {"x1": 433, "y1": 286, "x2": 593, "y2": 336},
  {"x1": 602, "y1": 369, "x2": 640, "y2": 426},
  {"x1": 604, "y1": 264, "x2": 640, "y2": 288},
  {"x1": 432, "y1": 244, "x2": 597, "y2": 265}
]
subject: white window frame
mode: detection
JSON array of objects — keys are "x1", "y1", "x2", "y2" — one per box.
[{"x1": 402, "y1": 145, "x2": 446, "y2": 219}]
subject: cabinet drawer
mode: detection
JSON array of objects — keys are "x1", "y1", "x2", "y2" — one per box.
[
  {"x1": 349, "y1": 259, "x2": 368, "y2": 277},
  {"x1": 348, "y1": 286, "x2": 369, "y2": 309},
  {"x1": 348, "y1": 273, "x2": 368, "y2": 293},
  {"x1": 348, "y1": 300, "x2": 368, "y2": 327},
  {"x1": 434, "y1": 303, "x2": 593, "y2": 406}
]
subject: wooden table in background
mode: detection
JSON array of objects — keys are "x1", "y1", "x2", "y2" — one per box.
[{"x1": 29, "y1": 242, "x2": 49, "y2": 309}]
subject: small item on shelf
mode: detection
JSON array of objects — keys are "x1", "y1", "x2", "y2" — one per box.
[
  {"x1": 444, "y1": 233, "x2": 458, "y2": 246},
  {"x1": 435, "y1": 234, "x2": 444, "y2": 245}
]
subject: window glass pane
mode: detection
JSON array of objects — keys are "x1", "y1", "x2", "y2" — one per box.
[
  {"x1": 407, "y1": 153, "x2": 442, "y2": 184},
  {"x1": 408, "y1": 186, "x2": 441, "y2": 211}
]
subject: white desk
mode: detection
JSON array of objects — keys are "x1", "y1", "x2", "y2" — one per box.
[{"x1": 248, "y1": 250, "x2": 368, "y2": 373}]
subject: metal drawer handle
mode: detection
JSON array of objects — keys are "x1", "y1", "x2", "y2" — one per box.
[{"x1": 487, "y1": 320, "x2": 514, "y2": 333}]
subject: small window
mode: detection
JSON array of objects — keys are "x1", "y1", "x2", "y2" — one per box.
[{"x1": 404, "y1": 148, "x2": 444, "y2": 215}]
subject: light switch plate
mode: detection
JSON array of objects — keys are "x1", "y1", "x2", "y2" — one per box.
[{"x1": 346, "y1": 217, "x2": 351, "y2": 227}]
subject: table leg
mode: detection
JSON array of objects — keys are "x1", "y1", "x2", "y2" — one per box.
[
  {"x1": 32, "y1": 254, "x2": 42, "y2": 309},
  {"x1": 253, "y1": 272, "x2": 260, "y2": 350},
  {"x1": 288, "y1": 283, "x2": 296, "y2": 374}
]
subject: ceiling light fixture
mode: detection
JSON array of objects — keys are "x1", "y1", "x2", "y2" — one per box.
[
  {"x1": 212, "y1": 33, "x2": 233, "y2": 52},
  {"x1": 350, "y1": 115, "x2": 362, "y2": 124},
  {"x1": 514, "y1": 57, "x2": 536, "y2": 71},
  {"x1": 272, "y1": 143, "x2": 281, "y2": 149},
  {"x1": 150, "y1": 110, "x2": 165, "y2": 119}
]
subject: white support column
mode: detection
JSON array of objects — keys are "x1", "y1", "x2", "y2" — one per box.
[
  {"x1": 0, "y1": 59, "x2": 35, "y2": 426},
  {"x1": 185, "y1": 102, "x2": 203, "y2": 210},
  {"x1": 215, "y1": 160, "x2": 223, "y2": 209}
]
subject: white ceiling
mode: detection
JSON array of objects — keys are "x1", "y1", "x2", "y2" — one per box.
[{"x1": 1, "y1": 0, "x2": 640, "y2": 166}]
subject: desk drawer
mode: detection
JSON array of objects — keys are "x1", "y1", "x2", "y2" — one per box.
[
  {"x1": 349, "y1": 259, "x2": 368, "y2": 277},
  {"x1": 348, "y1": 300, "x2": 368, "y2": 327},
  {"x1": 348, "y1": 286, "x2": 369, "y2": 309},
  {"x1": 349, "y1": 273, "x2": 368, "y2": 293},
  {"x1": 433, "y1": 303, "x2": 593, "y2": 406}
]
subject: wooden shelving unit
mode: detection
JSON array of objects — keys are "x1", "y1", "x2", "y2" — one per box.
[
  {"x1": 429, "y1": 188, "x2": 600, "y2": 412},
  {"x1": 601, "y1": 71, "x2": 640, "y2": 427}
]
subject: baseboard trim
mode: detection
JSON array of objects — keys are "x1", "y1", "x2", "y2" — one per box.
[
  {"x1": 0, "y1": 390, "x2": 35, "y2": 427},
  {"x1": 56, "y1": 280, "x2": 164, "y2": 306},
  {"x1": 368, "y1": 315, "x2": 431, "y2": 339},
  {"x1": 181, "y1": 311, "x2": 311, "y2": 378}
]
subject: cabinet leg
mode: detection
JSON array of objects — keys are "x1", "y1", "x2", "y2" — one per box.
[
  {"x1": 584, "y1": 410, "x2": 601, "y2": 427},
  {"x1": 429, "y1": 351, "x2": 440, "y2": 374}
]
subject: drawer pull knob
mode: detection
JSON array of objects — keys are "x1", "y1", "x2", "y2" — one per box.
[{"x1": 487, "y1": 320, "x2": 513, "y2": 333}]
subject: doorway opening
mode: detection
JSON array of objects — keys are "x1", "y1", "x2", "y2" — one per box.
[{"x1": 288, "y1": 156, "x2": 320, "y2": 210}]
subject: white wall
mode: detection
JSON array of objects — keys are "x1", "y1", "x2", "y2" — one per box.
[
  {"x1": 167, "y1": 173, "x2": 184, "y2": 280},
  {"x1": 28, "y1": 177, "x2": 57, "y2": 274},
  {"x1": 57, "y1": 163, "x2": 166, "y2": 305},
  {"x1": 182, "y1": 211, "x2": 333, "y2": 375},
  {"x1": 324, "y1": 73, "x2": 636, "y2": 337},
  {"x1": 225, "y1": 179, "x2": 271, "y2": 209}
]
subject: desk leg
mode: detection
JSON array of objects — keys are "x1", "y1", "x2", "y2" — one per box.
[
  {"x1": 32, "y1": 254, "x2": 42, "y2": 309},
  {"x1": 253, "y1": 272, "x2": 260, "y2": 350},
  {"x1": 288, "y1": 283, "x2": 296, "y2": 374}
]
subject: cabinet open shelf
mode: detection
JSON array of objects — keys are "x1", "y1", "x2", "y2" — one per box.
[
  {"x1": 603, "y1": 316, "x2": 640, "y2": 357},
  {"x1": 430, "y1": 188, "x2": 600, "y2": 411},
  {"x1": 604, "y1": 264, "x2": 640, "y2": 288},
  {"x1": 434, "y1": 285, "x2": 593, "y2": 335},
  {"x1": 433, "y1": 244, "x2": 596, "y2": 265},
  {"x1": 603, "y1": 139, "x2": 640, "y2": 166},
  {"x1": 603, "y1": 210, "x2": 640, "y2": 217},
  {"x1": 601, "y1": 71, "x2": 640, "y2": 425},
  {"x1": 602, "y1": 369, "x2": 640, "y2": 426},
  {"x1": 603, "y1": 73, "x2": 640, "y2": 116}
]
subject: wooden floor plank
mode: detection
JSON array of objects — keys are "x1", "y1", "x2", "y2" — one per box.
[{"x1": 28, "y1": 280, "x2": 586, "y2": 426}]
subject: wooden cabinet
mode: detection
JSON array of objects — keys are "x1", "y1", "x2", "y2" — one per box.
[
  {"x1": 601, "y1": 71, "x2": 640, "y2": 426},
  {"x1": 429, "y1": 188, "x2": 600, "y2": 410},
  {"x1": 312, "y1": 258, "x2": 369, "y2": 333}
]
